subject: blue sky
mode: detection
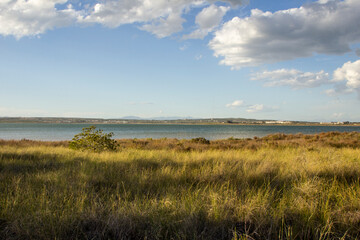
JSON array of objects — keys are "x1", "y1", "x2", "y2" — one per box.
[{"x1": 1, "y1": 0, "x2": 360, "y2": 122}]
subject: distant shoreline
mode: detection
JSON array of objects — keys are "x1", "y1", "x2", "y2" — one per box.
[
  {"x1": 1, "y1": 117, "x2": 359, "y2": 126},
  {"x1": 1, "y1": 122, "x2": 360, "y2": 127}
]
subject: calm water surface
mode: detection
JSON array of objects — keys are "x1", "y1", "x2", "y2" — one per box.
[{"x1": 1, "y1": 123, "x2": 360, "y2": 141}]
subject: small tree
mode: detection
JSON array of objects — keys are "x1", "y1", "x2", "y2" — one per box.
[{"x1": 69, "y1": 126, "x2": 117, "y2": 152}]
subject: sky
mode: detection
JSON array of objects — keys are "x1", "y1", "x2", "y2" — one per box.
[{"x1": 1, "y1": 0, "x2": 360, "y2": 122}]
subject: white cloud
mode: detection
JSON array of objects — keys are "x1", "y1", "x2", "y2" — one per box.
[
  {"x1": 80, "y1": 0, "x2": 203, "y2": 38},
  {"x1": 209, "y1": 0, "x2": 360, "y2": 68},
  {"x1": 196, "y1": 4, "x2": 229, "y2": 29},
  {"x1": 246, "y1": 104, "x2": 263, "y2": 113},
  {"x1": 334, "y1": 60, "x2": 360, "y2": 89},
  {"x1": 226, "y1": 100, "x2": 279, "y2": 113},
  {"x1": 81, "y1": 0, "x2": 197, "y2": 27},
  {"x1": 81, "y1": 0, "x2": 241, "y2": 38},
  {"x1": 0, "y1": 0, "x2": 80, "y2": 38},
  {"x1": 252, "y1": 69, "x2": 330, "y2": 89},
  {"x1": 331, "y1": 59, "x2": 360, "y2": 98},
  {"x1": 183, "y1": 4, "x2": 230, "y2": 39},
  {"x1": 140, "y1": 11, "x2": 185, "y2": 38},
  {"x1": 0, "y1": 0, "x2": 245, "y2": 38},
  {"x1": 226, "y1": 100, "x2": 244, "y2": 108}
]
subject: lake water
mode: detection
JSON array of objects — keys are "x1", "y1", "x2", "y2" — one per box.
[{"x1": 1, "y1": 123, "x2": 360, "y2": 141}]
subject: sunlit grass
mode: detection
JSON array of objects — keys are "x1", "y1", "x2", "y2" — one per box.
[{"x1": 1, "y1": 133, "x2": 360, "y2": 239}]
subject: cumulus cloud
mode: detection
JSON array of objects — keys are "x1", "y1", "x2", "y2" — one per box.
[
  {"x1": 333, "y1": 60, "x2": 360, "y2": 89},
  {"x1": 331, "y1": 60, "x2": 360, "y2": 98},
  {"x1": 140, "y1": 11, "x2": 185, "y2": 38},
  {"x1": 209, "y1": 0, "x2": 360, "y2": 68},
  {"x1": 0, "y1": 0, "x2": 245, "y2": 38},
  {"x1": 246, "y1": 104, "x2": 263, "y2": 113},
  {"x1": 252, "y1": 69, "x2": 330, "y2": 89},
  {"x1": 81, "y1": 0, "x2": 194, "y2": 38},
  {"x1": 0, "y1": 0, "x2": 80, "y2": 38},
  {"x1": 195, "y1": 4, "x2": 229, "y2": 29},
  {"x1": 183, "y1": 4, "x2": 230, "y2": 39},
  {"x1": 81, "y1": 0, "x2": 239, "y2": 38},
  {"x1": 226, "y1": 100, "x2": 244, "y2": 108},
  {"x1": 81, "y1": 0, "x2": 200, "y2": 27}
]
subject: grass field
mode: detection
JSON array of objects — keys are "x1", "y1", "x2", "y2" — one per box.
[{"x1": 1, "y1": 132, "x2": 360, "y2": 239}]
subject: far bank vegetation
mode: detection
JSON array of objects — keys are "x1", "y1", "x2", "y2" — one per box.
[{"x1": 2, "y1": 131, "x2": 359, "y2": 151}]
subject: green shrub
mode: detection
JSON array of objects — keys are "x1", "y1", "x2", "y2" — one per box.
[{"x1": 69, "y1": 126, "x2": 117, "y2": 152}]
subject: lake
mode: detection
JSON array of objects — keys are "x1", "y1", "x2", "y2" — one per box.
[{"x1": 1, "y1": 123, "x2": 360, "y2": 141}]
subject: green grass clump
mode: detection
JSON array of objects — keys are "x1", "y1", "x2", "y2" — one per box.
[{"x1": 1, "y1": 133, "x2": 360, "y2": 239}]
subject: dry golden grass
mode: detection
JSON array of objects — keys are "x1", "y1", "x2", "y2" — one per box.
[
  {"x1": 0, "y1": 132, "x2": 360, "y2": 239},
  {"x1": 116, "y1": 131, "x2": 360, "y2": 151}
]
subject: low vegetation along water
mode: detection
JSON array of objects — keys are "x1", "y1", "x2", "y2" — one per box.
[
  {"x1": 1, "y1": 123, "x2": 360, "y2": 140},
  {"x1": 1, "y1": 132, "x2": 360, "y2": 239}
]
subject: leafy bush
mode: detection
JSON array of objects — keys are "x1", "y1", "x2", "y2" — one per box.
[{"x1": 69, "y1": 126, "x2": 117, "y2": 152}]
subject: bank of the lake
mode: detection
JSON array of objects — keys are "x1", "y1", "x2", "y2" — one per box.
[{"x1": 1, "y1": 123, "x2": 360, "y2": 141}]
